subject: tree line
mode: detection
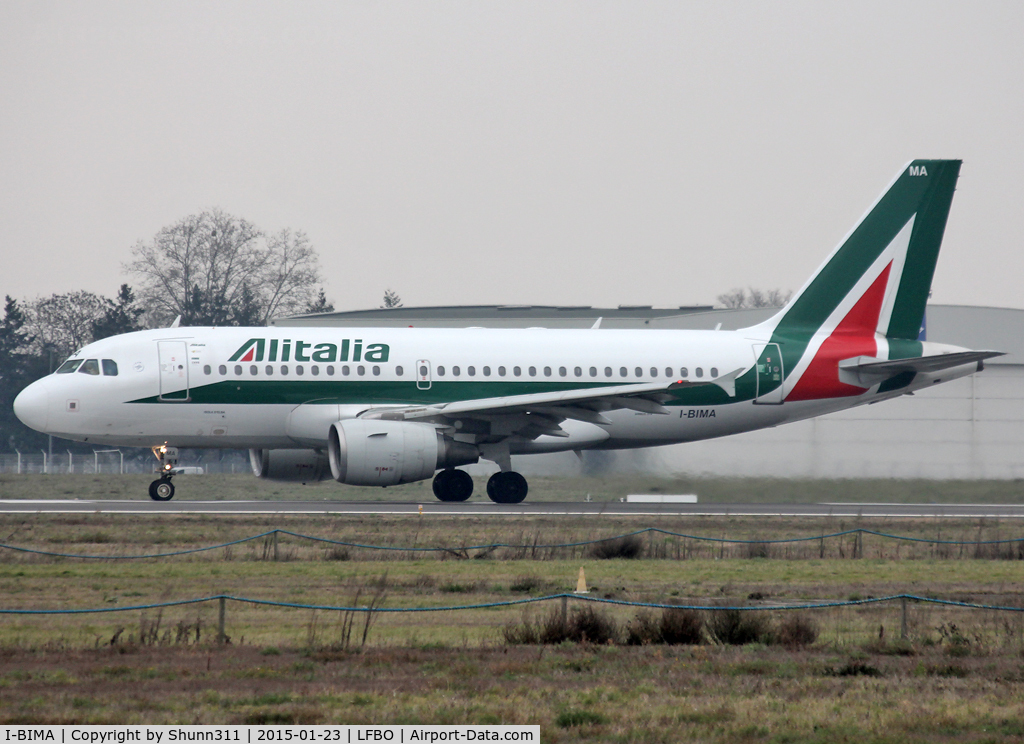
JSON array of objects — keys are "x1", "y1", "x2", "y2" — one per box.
[{"x1": 1, "y1": 209, "x2": 343, "y2": 453}]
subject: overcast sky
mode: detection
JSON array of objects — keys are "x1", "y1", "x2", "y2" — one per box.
[{"x1": 2, "y1": 1, "x2": 1022, "y2": 315}]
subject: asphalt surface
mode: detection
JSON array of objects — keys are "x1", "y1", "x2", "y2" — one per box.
[{"x1": 2, "y1": 499, "x2": 1024, "y2": 518}]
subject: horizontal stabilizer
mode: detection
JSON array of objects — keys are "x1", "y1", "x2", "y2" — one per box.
[{"x1": 839, "y1": 350, "x2": 1004, "y2": 387}]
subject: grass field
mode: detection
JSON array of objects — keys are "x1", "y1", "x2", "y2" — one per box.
[
  {"x1": 3, "y1": 472, "x2": 1024, "y2": 503},
  {"x1": 3, "y1": 485, "x2": 1024, "y2": 738}
]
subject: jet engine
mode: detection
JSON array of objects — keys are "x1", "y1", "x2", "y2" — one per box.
[
  {"x1": 328, "y1": 419, "x2": 478, "y2": 486},
  {"x1": 249, "y1": 448, "x2": 332, "y2": 483}
]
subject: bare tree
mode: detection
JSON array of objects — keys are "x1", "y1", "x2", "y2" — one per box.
[
  {"x1": 125, "y1": 209, "x2": 321, "y2": 326},
  {"x1": 260, "y1": 229, "x2": 321, "y2": 320},
  {"x1": 760, "y1": 289, "x2": 793, "y2": 307},
  {"x1": 716, "y1": 287, "x2": 792, "y2": 309},
  {"x1": 381, "y1": 289, "x2": 403, "y2": 308},
  {"x1": 24, "y1": 291, "x2": 107, "y2": 357},
  {"x1": 716, "y1": 288, "x2": 747, "y2": 309}
]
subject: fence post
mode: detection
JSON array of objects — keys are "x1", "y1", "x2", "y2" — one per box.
[
  {"x1": 218, "y1": 596, "x2": 226, "y2": 644},
  {"x1": 561, "y1": 595, "x2": 568, "y2": 627},
  {"x1": 273, "y1": 531, "x2": 279, "y2": 562},
  {"x1": 857, "y1": 530, "x2": 863, "y2": 559},
  {"x1": 900, "y1": 597, "x2": 908, "y2": 640}
]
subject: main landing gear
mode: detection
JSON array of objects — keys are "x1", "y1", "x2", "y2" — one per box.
[
  {"x1": 149, "y1": 445, "x2": 179, "y2": 502},
  {"x1": 430, "y1": 469, "x2": 529, "y2": 504},
  {"x1": 486, "y1": 471, "x2": 528, "y2": 504},
  {"x1": 432, "y1": 468, "x2": 474, "y2": 502}
]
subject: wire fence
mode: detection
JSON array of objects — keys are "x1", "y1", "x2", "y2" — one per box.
[
  {"x1": 0, "y1": 451, "x2": 250, "y2": 475},
  {"x1": 3, "y1": 592, "x2": 1022, "y2": 616},
  {"x1": 4, "y1": 526, "x2": 1024, "y2": 561},
  {"x1": 2, "y1": 593, "x2": 1022, "y2": 649}
]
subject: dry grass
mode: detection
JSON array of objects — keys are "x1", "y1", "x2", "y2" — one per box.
[
  {"x1": 5, "y1": 511, "x2": 1024, "y2": 564},
  {"x1": 2, "y1": 643, "x2": 1024, "y2": 741},
  {"x1": 3, "y1": 511, "x2": 1024, "y2": 737}
]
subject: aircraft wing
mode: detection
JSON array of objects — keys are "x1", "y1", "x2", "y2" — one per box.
[
  {"x1": 839, "y1": 350, "x2": 1004, "y2": 387},
  {"x1": 359, "y1": 367, "x2": 746, "y2": 434}
]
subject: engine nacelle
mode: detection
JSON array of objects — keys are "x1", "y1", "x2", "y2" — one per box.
[
  {"x1": 328, "y1": 419, "x2": 478, "y2": 486},
  {"x1": 249, "y1": 448, "x2": 332, "y2": 482}
]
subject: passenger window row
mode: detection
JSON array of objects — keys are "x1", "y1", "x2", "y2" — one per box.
[
  {"x1": 433, "y1": 365, "x2": 719, "y2": 379},
  {"x1": 203, "y1": 364, "x2": 404, "y2": 378},
  {"x1": 200, "y1": 362, "x2": 721, "y2": 381}
]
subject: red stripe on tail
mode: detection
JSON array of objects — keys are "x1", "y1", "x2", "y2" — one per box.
[{"x1": 786, "y1": 262, "x2": 892, "y2": 401}]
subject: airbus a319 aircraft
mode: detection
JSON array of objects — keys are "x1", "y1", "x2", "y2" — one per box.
[{"x1": 14, "y1": 160, "x2": 1001, "y2": 503}]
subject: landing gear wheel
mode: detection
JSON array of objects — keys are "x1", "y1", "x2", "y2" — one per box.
[
  {"x1": 149, "y1": 477, "x2": 175, "y2": 502},
  {"x1": 432, "y1": 469, "x2": 474, "y2": 502},
  {"x1": 486, "y1": 471, "x2": 528, "y2": 504}
]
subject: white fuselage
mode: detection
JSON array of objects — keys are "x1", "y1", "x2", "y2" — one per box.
[{"x1": 13, "y1": 326, "x2": 977, "y2": 455}]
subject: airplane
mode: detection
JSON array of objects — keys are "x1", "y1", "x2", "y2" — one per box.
[{"x1": 13, "y1": 160, "x2": 1002, "y2": 504}]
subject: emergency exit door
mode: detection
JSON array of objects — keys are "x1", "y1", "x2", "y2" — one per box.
[{"x1": 416, "y1": 359, "x2": 432, "y2": 390}]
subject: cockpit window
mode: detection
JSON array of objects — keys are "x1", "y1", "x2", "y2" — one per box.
[
  {"x1": 56, "y1": 359, "x2": 83, "y2": 374},
  {"x1": 102, "y1": 359, "x2": 118, "y2": 376},
  {"x1": 78, "y1": 359, "x2": 101, "y2": 376}
]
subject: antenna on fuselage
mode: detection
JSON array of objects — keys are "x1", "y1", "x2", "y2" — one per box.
[{"x1": 169, "y1": 315, "x2": 181, "y2": 328}]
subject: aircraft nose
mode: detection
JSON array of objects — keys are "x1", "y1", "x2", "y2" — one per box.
[{"x1": 13, "y1": 380, "x2": 49, "y2": 433}]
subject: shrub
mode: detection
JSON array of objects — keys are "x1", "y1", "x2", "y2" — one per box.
[
  {"x1": 775, "y1": 614, "x2": 818, "y2": 648},
  {"x1": 503, "y1": 606, "x2": 619, "y2": 645},
  {"x1": 830, "y1": 660, "x2": 882, "y2": 677},
  {"x1": 569, "y1": 605, "x2": 619, "y2": 644},
  {"x1": 589, "y1": 535, "x2": 644, "y2": 560},
  {"x1": 625, "y1": 607, "x2": 703, "y2": 645},
  {"x1": 744, "y1": 541, "x2": 771, "y2": 559},
  {"x1": 538, "y1": 610, "x2": 570, "y2": 644},
  {"x1": 705, "y1": 608, "x2": 773, "y2": 645},
  {"x1": 509, "y1": 575, "x2": 543, "y2": 593},
  {"x1": 624, "y1": 610, "x2": 661, "y2": 645},
  {"x1": 660, "y1": 608, "x2": 704, "y2": 645},
  {"x1": 502, "y1": 616, "x2": 541, "y2": 645},
  {"x1": 440, "y1": 583, "x2": 474, "y2": 593},
  {"x1": 556, "y1": 709, "x2": 607, "y2": 728}
]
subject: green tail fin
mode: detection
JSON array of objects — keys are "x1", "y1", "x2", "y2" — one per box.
[{"x1": 757, "y1": 159, "x2": 961, "y2": 345}]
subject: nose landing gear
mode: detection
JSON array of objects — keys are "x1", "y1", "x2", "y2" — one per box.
[
  {"x1": 149, "y1": 445, "x2": 179, "y2": 502},
  {"x1": 149, "y1": 477, "x2": 175, "y2": 501}
]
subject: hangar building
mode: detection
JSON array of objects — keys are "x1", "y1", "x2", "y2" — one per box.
[{"x1": 273, "y1": 304, "x2": 1024, "y2": 479}]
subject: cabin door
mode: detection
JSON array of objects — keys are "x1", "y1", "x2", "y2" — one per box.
[{"x1": 158, "y1": 341, "x2": 190, "y2": 401}]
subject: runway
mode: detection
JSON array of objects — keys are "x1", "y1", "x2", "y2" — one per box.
[{"x1": 1, "y1": 499, "x2": 1024, "y2": 518}]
